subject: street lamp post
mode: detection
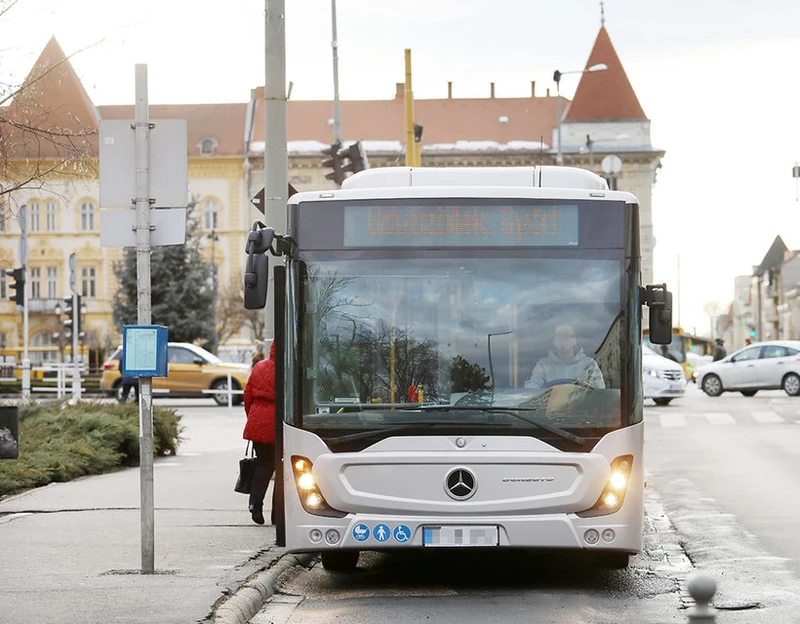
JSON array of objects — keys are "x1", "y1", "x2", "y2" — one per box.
[{"x1": 553, "y1": 63, "x2": 607, "y2": 166}]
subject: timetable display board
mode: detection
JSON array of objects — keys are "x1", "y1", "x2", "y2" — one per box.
[{"x1": 121, "y1": 325, "x2": 168, "y2": 377}]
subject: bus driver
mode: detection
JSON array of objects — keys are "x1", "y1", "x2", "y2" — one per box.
[{"x1": 524, "y1": 323, "x2": 605, "y2": 389}]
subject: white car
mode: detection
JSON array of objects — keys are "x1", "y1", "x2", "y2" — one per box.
[
  {"x1": 695, "y1": 340, "x2": 800, "y2": 397},
  {"x1": 643, "y1": 343, "x2": 686, "y2": 406}
]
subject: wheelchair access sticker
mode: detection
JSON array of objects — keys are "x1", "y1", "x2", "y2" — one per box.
[{"x1": 393, "y1": 524, "x2": 411, "y2": 543}]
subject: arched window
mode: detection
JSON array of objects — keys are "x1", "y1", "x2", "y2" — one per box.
[
  {"x1": 198, "y1": 137, "x2": 218, "y2": 156},
  {"x1": 80, "y1": 201, "x2": 95, "y2": 231}
]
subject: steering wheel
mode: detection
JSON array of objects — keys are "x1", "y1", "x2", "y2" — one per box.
[{"x1": 543, "y1": 378, "x2": 595, "y2": 391}]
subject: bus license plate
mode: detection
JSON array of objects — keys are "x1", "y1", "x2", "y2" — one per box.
[{"x1": 422, "y1": 525, "x2": 499, "y2": 547}]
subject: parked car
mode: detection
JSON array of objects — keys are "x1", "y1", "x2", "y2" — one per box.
[
  {"x1": 695, "y1": 340, "x2": 800, "y2": 397},
  {"x1": 642, "y1": 342, "x2": 686, "y2": 406},
  {"x1": 100, "y1": 342, "x2": 250, "y2": 405}
]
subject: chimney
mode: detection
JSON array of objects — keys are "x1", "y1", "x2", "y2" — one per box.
[
  {"x1": 531, "y1": 81, "x2": 536, "y2": 97},
  {"x1": 546, "y1": 87, "x2": 551, "y2": 97},
  {"x1": 490, "y1": 82, "x2": 495, "y2": 98},
  {"x1": 395, "y1": 82, "x2": 404, "y2": 99},
  {"x1": 447, "y1": 81, "x2": 453, "y2": 99}
]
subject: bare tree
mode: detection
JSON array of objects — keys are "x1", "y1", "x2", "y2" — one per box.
[{"x1": 217, "y1": 277, "x2": 251, "y2": 346}]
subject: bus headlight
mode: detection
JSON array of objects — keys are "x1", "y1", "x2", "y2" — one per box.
[
  {"x1": 291, "y1": 456, "x2": 346, "y2": 518},
  {"x1": 577, "y1": 455, "x2": 633, "y2": 517}
]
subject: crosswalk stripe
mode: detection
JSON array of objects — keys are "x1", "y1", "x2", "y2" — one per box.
[
  {"x1": 659, "y1": 413, "x2": 687, "y2": 427},
  {"x1": 704, "y1": 412, "x2": 735, "y2": 425},
  {"x1": 752, "y1": 411, "x2": 784, "y2": 423}
]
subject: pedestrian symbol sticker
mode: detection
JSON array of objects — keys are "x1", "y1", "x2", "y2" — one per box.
[
  {"x1": 393, "y1": 524, "x2": 411, "y2": 543},
  {"x1": 374, "y1": 524, "x2": 390, "y2": 542},
  {"x1": 352, "y1": 523, "x2": 370, "y2": 542}
]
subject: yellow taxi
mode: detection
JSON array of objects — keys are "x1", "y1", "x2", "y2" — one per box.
[{"x1": 100, "y1": 342, "x2": 250, "y2": 405}]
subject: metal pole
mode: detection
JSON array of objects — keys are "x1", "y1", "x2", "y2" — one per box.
[
  {"x1": 264, "y1": 0, "x2": 288, "y2": 340},
  {"x1": 18, "y1": 205, "x2": 30, "y2": 400},
  {"x1": 70, "y1": 292, "x2": 80, "y2": 400},
  {"x1": 134, "y1": 64, "x2": 155, "y2": 574},
  {"x1": 404, "y1": 49, "x2": 415, "y2": 167},
  {"x1": 555, "y1": 73, "x2": 563, "y2": 166},
  {"x1": 331, "y1": 0, "x2": 342, "y2": 143}
]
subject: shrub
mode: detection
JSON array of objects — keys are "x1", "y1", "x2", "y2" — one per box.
[{"x1": 0, "y1": 399, "x2": 183, "y2": 498}]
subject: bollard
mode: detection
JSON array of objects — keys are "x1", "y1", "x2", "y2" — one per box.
[{"x1": 687, "y1": 572, "x2": 717, "y2": 623}]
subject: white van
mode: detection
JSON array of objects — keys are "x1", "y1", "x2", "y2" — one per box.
[{"x1": 643, "y1": 342, "x2": 686, "y2": 406}]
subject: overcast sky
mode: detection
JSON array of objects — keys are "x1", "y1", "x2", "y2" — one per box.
[{"x1": 2, "y1": 0, "x2": 799, "y2": 337}]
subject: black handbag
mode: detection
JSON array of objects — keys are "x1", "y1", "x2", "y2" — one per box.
[{"x1": 234, "y1": 442, "x2": 258, "y2": 494}]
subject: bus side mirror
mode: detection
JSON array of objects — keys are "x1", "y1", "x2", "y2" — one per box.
[
  {"x1": 644, "y1": 285, "x2": 673, "y2": 344},
  {"x1": 244, "y1": 253, "x2": 268, "y2": 310}
]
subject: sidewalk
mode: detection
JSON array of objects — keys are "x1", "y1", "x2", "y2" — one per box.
[{"x1": 0, "y1": 406, "x2": 299, "y2": 624}]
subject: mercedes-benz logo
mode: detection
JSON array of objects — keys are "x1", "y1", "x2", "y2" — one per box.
[{"x1": 445, "y1": 467, "x2": 477, "y2": 500}]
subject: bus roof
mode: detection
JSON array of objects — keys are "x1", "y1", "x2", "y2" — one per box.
[{"x1": 341, "y1": 166, "x2": 607, "y2": 191}]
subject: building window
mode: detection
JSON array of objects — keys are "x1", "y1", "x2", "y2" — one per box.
[
  {"x1": 46, "y1": 267, "x2": 58, "y2": 299},
  {"x1": 30, "y1": 267, "x2": 41, "y2": 299},
  {"x1": 46, "y1": 201, "x2": 56, "y2": 232},
  {"x1": 0, "y1": 204, "x2": 6, "y2": 232},
  {"x1": 203, "y1": 199, "x2": 219, "y2": 231},
  {"x1": 81, "y1": 266, "x2": 96, "y2": 298},
  {"x1": 198, "y1": 137, "x2": 218, "y2": 156},
  {"x1": 0, "y1": 271, "x2": 6, "y2": 299},
  {"x1": 80, "y1": 201, "x2": 95, "y2": 231},
  {"x1": 29, "y1": 202, "x2": 40, "y2": 232}
]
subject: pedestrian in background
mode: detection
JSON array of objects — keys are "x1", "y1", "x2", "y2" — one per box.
[
  {"x1": 712, "y1": 338, "x2": 727, "y2": 362},
  {"x1": 242, "y1": 341, "x2": 277, "y2": 525},
  {"x1": 251, "y1": 343, "x2": 266, "y2": 369}
]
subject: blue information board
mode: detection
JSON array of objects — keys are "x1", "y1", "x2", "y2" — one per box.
[{"x1": 121, "y1": 325, "x2": 168, "y2": 377}]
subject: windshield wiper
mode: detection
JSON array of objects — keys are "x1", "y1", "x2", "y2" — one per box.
[
  {"x1": 322, "y1": 421, "x2": 507, "y2": 445},
  {"x1": 418, "y1": 406, "x2": 586, "y2": 445}
]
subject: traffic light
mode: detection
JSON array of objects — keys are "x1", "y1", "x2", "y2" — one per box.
[
  {"x1": 749, "y1": 329, "x2": 756, "y2": 338},
  {"x1": 61, "y1": 295, "x2": 85, "y2": 341},
  {"x1": 341, "y1": 140, "x2": 369, "y2": 175},
  {"x1": 5, "y1": 267, "x2": 24, "y2": 307},
  {"x1": 322, "y1": 140, "x2": 345, "y2": 186}
]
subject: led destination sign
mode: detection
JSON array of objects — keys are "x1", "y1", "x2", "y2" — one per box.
[{"x1": 344, "y1": 204, "x2": 579, "y2": 247}]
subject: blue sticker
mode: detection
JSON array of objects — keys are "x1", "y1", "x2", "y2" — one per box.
[
  {"x1": 352, "y1": 523, "x2": 370, "y2": 542},
  {"x1": 393, "y1": 524, "x2": 411, "y2": 543},
  {"x1": 373, "y1": 524, "x2": 391, "y2": 542}
]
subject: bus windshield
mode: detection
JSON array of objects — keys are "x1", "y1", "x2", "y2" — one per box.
[{"x1": 300, "y1": 252, "x2": 626, "y2": 447}]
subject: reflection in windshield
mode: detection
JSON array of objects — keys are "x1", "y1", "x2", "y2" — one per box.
[{"x1": 302, "y1": 255, "x2": 623, "y2": 432}]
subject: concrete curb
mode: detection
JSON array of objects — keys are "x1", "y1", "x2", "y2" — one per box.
[{"x1": 213, "y1": 552, "x2": 316, "y2": 624}]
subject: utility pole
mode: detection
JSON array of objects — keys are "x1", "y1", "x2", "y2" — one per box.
[
  {"x1": 134, "y1": 64, "x2": 155, "y2": 574},
  {"x1": 331, "y1": 0, "x2": 342, "y2": 143},
  {"x1": 263, "y1": 0, "x2": 288, "y2": 340}
]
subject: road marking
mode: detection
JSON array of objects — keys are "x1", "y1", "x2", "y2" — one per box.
[
  {"x1": 659, "y1": 413, "x2": 687, "y2": 427},
  {"x1": 704, "y1": 412, "x2": 734, "y2": 425},
  {"x1": 751, "y1": 411, "x2": 784, "y2": 423}
]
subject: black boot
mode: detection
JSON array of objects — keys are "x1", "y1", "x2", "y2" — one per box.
[{"x1": 249, "y1": 505, "x2": 265, "y2": 525}]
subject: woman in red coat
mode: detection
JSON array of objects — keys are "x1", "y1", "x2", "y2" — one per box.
[{"x1": 243, "y1": 341, "x2": 277, "y2": 524}]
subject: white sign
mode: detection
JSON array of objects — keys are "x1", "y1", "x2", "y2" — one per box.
[
  {"x1": 601, "y1": 155, "x2": 622, "y2": 175},
  {"x1": 99, "y1": 208, "x2": 187, "y2": 247},
  {"x1": 99, "y1": 119, "x2": 188, "y2": 209}
]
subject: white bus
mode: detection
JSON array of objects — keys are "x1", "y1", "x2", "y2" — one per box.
[{"x1": 244, "y1": 166, "x2": 673, "y2": 571}]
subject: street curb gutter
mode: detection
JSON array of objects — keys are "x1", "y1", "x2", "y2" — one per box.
[{"x1": 213, "y1": 553, "x2": 316, "y2": 624}]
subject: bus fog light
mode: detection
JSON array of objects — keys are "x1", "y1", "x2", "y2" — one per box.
[
  {"x1": 309, "y1": 529, "x2": 323, "y2": 543},
  {"x1": 306, "y1": 492, "x2": 323, "y2": 508},
  {"x1": 602, "y1": 529, "x2": 615, "y2": 543},
  {"x1": 603, "y1": 492, "x2": 619, "y2": 508},
  {"x1": 584, "y1": 529, "x2": 600, "y2": 545},
  {"x1": 325, "y1": 529, "x2": 341, "y2": 545}
]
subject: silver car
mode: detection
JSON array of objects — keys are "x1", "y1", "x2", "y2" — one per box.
[{"x1": 695, "y1": 340, "x2": 800, "y2": 397}]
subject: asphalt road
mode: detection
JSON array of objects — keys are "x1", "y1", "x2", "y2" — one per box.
[{"x1": 244, "y1": 385, "x2": 800, "y2": 624}]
